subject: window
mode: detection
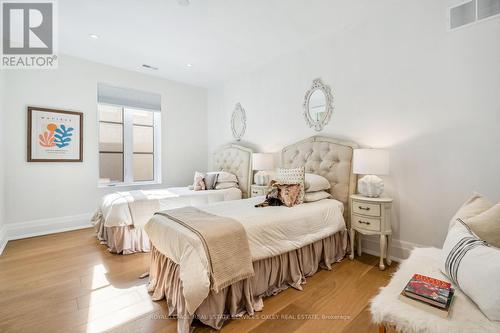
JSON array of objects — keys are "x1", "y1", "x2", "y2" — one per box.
[{"x1": 98, "y1": 104, "x2": 161, "y2": 186}]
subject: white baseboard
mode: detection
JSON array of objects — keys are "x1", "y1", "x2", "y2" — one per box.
[
  {"x1": 360, "y1": 235, "x2": 422, "y2": 262},
  {"x1": 5, "y1": 213, "x2": 93, "y2": 242},
  {"x1": 0, "y1": 224, "x2": 7, "y2": 255}
]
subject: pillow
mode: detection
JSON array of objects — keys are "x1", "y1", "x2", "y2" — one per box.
[
  {"x1": 276, "y1": 183, "x2": 301, "y2": 207},
  {"x1": 275, "y1": 167, "x2": 305, "y2": 204},
  {"x1": 304, "y1": 173, "x2": 330, "y2": 193},
  {"x1": 449, "y1": 193, "x2": 493, "y2": 229},
  {"x1": 216, "y1": 171, "x2": 238, "y2": 183},
  {"x1": 440, "y1": 219, "x2": 500, "y2": 321},
  {"x1": 204, "y1": 172, "x2": 219, "y2": 190},
  {"x1": 304, "y1": 190, "x2": 332, "y2": 202},
  {"x1": 215, "y1": 182, "x2": 238, "y2": 190},
  {"x1": 466, "y1": 203, "x2": 500, "y2": 248},
  {"x1": 193, "y1": 171, "x2": 205, "y2": 191}
]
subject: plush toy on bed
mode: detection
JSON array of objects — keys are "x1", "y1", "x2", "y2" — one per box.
[{"x1": 255, "y1": 180, "x2": 301, "y2": 208}]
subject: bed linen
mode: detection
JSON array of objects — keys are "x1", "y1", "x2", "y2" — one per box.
[
  {"x1": 96, "y1": 187, "x2": 242, "y2": 228},
  {"x1": 91, "y1": 187, "x2": 242, "y2": 254},
  {"x1": 144, "y1": 196, "x2": 346, "y2": 315},
  {"x1": 148, "y1": 232, "x2": 347, "y2": 332}
]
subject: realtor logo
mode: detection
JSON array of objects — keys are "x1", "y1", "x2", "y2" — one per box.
[{"x1": 1, "y1": 0, "x2": 57, "y2": 68}]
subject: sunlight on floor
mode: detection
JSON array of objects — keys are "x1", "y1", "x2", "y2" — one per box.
[{"x1": 85, "y1": 264, "x2": 154, "y2": 333}]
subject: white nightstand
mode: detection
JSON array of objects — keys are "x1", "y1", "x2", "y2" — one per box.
[
  {"x1": 349, "y1": 194, "x2": 393, "y2": 270},
  {"x1": 250, "y1": 184, "x2": 271, "y2": 197}
]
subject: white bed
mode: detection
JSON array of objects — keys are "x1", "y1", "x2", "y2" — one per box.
[
  {"x1": 145, "y1": 196, "x2": 346, "y2": 313},
  {"x1": 91, "y1": 144, "x2": 253, "y2": 254},
  {"x1": 144, "y1": 135, "x2": 359, "y2": 332}
]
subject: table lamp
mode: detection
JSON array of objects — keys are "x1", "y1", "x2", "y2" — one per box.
[
  {"x1": 353, "y1": 149, "x2": 389, "y2": 197},
  {"x1": 252, "y1": 153, "x2": 274, "y2": 186}
]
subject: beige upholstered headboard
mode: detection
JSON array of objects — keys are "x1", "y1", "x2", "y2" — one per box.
[
  {"x1": 281, "y1": 136, "x2": 358, "y2": 227},
  {"x1": 212, "y1": 144, "x2": 253, "y2": 198}
]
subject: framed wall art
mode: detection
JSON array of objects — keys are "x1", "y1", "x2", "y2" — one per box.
[{"x1": 27, "y1": 107, "x2": 83, "y2": 162}]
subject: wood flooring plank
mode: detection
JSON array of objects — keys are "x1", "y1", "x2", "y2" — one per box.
[{"x1": 0, "y1": 228, "x2": 396, "y2": 333}]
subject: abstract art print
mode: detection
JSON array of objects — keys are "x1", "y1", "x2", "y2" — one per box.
[{"x1": 28, "y1": 107, "x2": 83, "y2": 162}]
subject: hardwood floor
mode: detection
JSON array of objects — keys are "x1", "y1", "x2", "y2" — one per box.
[{"x1": 0, "y1": 228, "x2": 397, "y2": 333}]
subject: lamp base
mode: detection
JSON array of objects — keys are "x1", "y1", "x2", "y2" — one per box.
[
  {"x1": 358, "y1": 175, "x2": 384, "y2": 198},
  {"x1": 254, "y1": 171, "x2": 271, "y2": 186}
]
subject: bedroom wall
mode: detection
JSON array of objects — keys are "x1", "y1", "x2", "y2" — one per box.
[
  {"x1": 2, "y1": 55, "x2": 207, "y2": 239},
  {"x1": 207, "y1": 0, "x2": 500, "y2": 257},
  {"x1": 0, "y1": 70, "x2": 6, "y2": 253}
]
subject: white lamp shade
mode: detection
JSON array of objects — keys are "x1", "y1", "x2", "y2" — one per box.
[
  {"x1": 252, "y1": 153, "x2": 274, "y2": 171},
  {"x1": 353, "y1": 149, "x2": 389, "y2": 175}
]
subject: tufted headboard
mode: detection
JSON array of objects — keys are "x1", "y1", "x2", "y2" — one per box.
[
  {"x1": 212, "y1": 144, "x2": 253, "y2": 198},
  {"x1": 281, "y1": 136, "x2": 358, "y2": 227}
]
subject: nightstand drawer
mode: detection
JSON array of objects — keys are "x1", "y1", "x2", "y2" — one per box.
[
  {"x1": 352, "y1": 215, "x2": 381, "y2": 232},
  {"x1": 353, "y1": 202, "x2": 380, "y2": 217},
  {"x1": 251, "y1": 189, "x2": 263, "y2": 197}
]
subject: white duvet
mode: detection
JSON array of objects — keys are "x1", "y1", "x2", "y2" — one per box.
[
  {"x1": 144, "y1": 196, "x2": 346, "y2": 314},
  {"x1": 99, "y1": 187, "x2": 242, "y2": 228}
]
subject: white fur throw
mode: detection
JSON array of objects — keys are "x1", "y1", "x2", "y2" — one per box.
[{"x1": 370, "y1": 247, "x2": 500, "y2": 333}]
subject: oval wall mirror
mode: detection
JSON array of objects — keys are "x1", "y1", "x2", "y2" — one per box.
[
  {"x1": 231, "y1": 103, "x2": 246, "y2": 141},
  {"x1": 303, "y1": 78, "x2": 334, "y2": 131}
]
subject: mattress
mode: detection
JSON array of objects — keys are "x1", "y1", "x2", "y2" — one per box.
[
  {"x1": 99, "y1": 187, "x2": 242, "y2": 228},
  {"x1": 144, "y1": 196, "x2": 346, "y2": 314}
]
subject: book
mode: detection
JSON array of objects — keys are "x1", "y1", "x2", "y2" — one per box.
[
  {"x1": 403, "y1": 274, "x2": 452, "y2": 308},
  {"x1": 399, "y1": 289, "x2": 455, "y2": 318}
]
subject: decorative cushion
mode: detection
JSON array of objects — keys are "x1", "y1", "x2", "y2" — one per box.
[
  {"x1": 440, "y1": 219, "x2": 500, "y2": 321},
  {"x1": 466, "y1": 203, "x2": 500, "y2": 248},
  {"x1": 193, "y1": 171, "x2": 205, "y2": 191},
  {"x1": 276, "y1": 183, "x2": 301, "y2": 207},
  {"x1": 304, "y1": 173, "x2": 330, "y2": 193},
  {"x1": 215, "y1": 182, "x2": 238, "y2": 190},
  {"x1": 275, "y1": 167, "x2": 305, "y2": 204},
  {"x1": 216, "y1": 171, "x2": 238, "y2": 183},
  {"x1": 449, "y1": 193, "x2": 493, "y2": 228},
  {"x1": 304, "y1": 190, "x2": 332, "y2": 202},
  {"x1": 204, "y1": 172, "x2": 219, "y2": 190}
]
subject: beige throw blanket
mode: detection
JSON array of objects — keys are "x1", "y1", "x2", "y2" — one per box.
[{"x1": 155, "y1": 207, "x2": 254, "y2": 292}]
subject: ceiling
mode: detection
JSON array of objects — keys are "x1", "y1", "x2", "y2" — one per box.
[{"x1": 59, "y1": 0, "x2": 365, "y2": 87}]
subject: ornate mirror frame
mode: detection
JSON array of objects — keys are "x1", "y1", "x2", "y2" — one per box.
[
  {"x1": 303, "y1": 78, "x2": 334, "y2": 132},
  {"x1": 231, "y1": 103, "x2": 246, "y2": 141}
]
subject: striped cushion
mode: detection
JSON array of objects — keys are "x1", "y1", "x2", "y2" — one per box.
[{"x1": 440, "y1": 219, "x2": 500, "y2": 320}]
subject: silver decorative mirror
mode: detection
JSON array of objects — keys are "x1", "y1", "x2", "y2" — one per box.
[
  {"x1": 303, "y1": 78, "x2": 334, "y2": 131},
  {"x1": 231, "y1": 103, "x2": 246, "y2": 141}
]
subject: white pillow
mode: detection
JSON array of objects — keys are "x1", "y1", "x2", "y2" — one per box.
[
  {"x1": 215, "y1": 182, "x2": 238, "y2": 190},
  {"x1": 216, "y1": 171, "x2": 238, "y2": 183},
  {"x1": 304, "y1": 190, "x2": 331, "y2": 202},
  {"x1": 193, "y1": 171, "x2": 205, "y2": 191},
  {"x1": 449, "y1": 193, "x2": 493, "y2": 229},
  {"x1": 275, "y1": 167, "x2": 305, "y2": 204},
  {"x1": 305, "y1": 173, "x2": 330, "y2": 193},
  {"x1": 466, "y1": 203, "x2": 500, "y2": 248},
  {"x1": 440, "y1": 219, "x2": 500, "y2": 321}
]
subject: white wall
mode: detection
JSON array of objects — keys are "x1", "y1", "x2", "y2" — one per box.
[
  {"x1": 207, "y1": 0, "x2": 500, "y2": 256},
  {"x1": 3, "y1": 55, "x2": 207, "y2": 238},
  {"x1": 0, "y1": 69, "x2": 6, "y2": 252}
]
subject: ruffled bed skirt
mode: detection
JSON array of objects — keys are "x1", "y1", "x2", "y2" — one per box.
[
  {"x1": 147, "y1": 231, "x2": 348, "y2": 332},
  {"x1": 91, "y1": 212, "x2": 150, "y2": 254}
]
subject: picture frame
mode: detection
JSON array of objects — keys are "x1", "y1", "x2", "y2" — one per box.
[{"x1": 27, "y1": 107, "x2": 83, "y2": 162}]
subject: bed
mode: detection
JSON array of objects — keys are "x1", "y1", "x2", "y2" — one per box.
[
  {"x1": 144, "y1": 136, "x2": 358, "y2": 332},
  {"x1": 91, "y1": 144, "x2": 253, "y2": 254}
]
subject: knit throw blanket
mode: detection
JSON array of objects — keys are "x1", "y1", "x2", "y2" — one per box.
[{"x1": 155, "y1": 207, "x2": 254, "y2": 292}]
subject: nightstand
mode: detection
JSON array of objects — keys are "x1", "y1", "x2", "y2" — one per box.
[
  {"x1": 349, "y1": 194, "x2": 393, "y2": 270},
  {"x1": 250, "y1": 184, "x2": 271, "y2": 197}
]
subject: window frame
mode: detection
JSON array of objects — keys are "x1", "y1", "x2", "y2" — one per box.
[{"x1": 97, "y1": 103, "x2": 162, "y2": 188}]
